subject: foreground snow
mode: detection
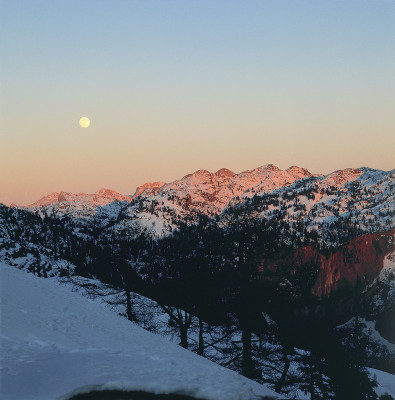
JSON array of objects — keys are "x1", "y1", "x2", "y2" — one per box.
[
  {"x1": 0, "y1": 263, "x2": 278, "y2": 400},
  {"x1": 369, "y1": 368, "x2": 395, "y2": 398}
]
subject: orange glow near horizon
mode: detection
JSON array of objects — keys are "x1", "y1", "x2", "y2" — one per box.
[{"x1": 1, "y1": 1, "x2": 394, "y2": 206}]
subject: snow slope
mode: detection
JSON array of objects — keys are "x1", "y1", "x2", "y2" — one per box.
[
  {"x1": 369, "y1": 368, "x2": 395, "y2": 398},
  {"x1": 0, "y1": 263, "x2": 278, "y2": 400}
]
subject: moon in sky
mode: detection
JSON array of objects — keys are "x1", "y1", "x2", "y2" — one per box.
[{"x1": 79, "y1": 117, "x2": 90, "y2": 128}]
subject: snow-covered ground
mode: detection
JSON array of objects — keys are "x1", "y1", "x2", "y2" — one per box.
[
  {"x1": 0, "y1": 262, "x2": 278, "y2": 400},
  {"x1": 369, "y1": 368, "x2": 395, "y2": 398}
]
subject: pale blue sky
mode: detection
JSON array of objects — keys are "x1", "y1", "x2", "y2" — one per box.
[{"x1": 1, "y1": 0, "x2": 394, "y2": 205}]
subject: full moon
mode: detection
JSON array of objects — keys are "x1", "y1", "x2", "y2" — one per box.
[{"x1": 79, "y1": 117, "x2": 90, "y2": 128}]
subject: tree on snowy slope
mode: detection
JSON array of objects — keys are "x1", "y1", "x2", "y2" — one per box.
[
  {"x1": 161, "y1": 305, "x2": 193, "y2": 349},
  {"x1": 298, "y1": 350, "x2": 332, "y2": 400},
  {"x1": 325, "y1": 332, "x2": 378, "y2": 400},
  {"x1": 293, "y1": 317, "x2": 379, "y2": 400}
]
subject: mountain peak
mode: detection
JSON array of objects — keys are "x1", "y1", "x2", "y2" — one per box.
[
  {"x1": 256, "y1": 164, "x2": 280, "y2": 172},
  {"x1": 180, "y1": 170, "x2": 213, "y2": 182},
  {"x1": 27, "y1": 192, "x2": 61, "y2": 208},
  {"x1": 57, "y1": 192, "x2": 70, "y2": 202},
  {"x1": 131, "y1": 182, "x2": 166, "y2": 199},
  {"x1": 215, "y1": 168, "x2": 235, "y2": 178},
  {"x1": 95, "y1": 188, "x2": 118, "y2": 196},
  {"x1": 192, "y1": 169, "x2": 212, "y2": 176},
  {"x1": 93, "y1": 189, "x2": 132, "y2": 203},
  {"x1": 24, "y1": 189, "x2": 132, "y2": 211},
  {"x1": 286, "y1": 166, "x2": 312, "y2": 179},
  {"x1": 322, "y1": 168, "x2": 363, "y2": 187}
]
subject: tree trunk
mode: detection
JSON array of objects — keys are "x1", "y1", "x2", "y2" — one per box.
[
  {"x1": 240, "y1": 251, "x2": 254, "y2": 380},
  {"x1": 180, "y1": 325, "x2": 189, "y2": 349},
  {"x1": 241, "y1": 327, "x2": 254, "y2": 379},
  {"x1": 274, "y1": 349, "x2": 290, "y2": 393},
  {"x1": 198, "y1": 318, "x2": 204, "y2": 356},
  {"x1": 126, "y1": 290, "x2": 133, "y2": 321}
]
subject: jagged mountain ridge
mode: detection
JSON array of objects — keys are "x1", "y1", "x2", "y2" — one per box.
[
  {"x1": 15, "y1": 164, "x2": 313, "y2": 231},
  {"x1": 28, "y1": 188, "x2": 133, "y2": 208},
  {"x1": 221, "y1": 167, "x2": 394, "y2": 247},
  {"x1": 17, "y1": 164, "x2": 312, "y2": 215},
  {"x1": 131, "y1": 182, "x2": 167, "y2": 199},
  {"x1": 105, "y1": 166, "x2": 393, "y2": 242},
  {"x1": 12, "y1": 164, "x2": 394, "y2": 243},
  {"x1": 153, "y1": 164, "x2": 313, "y2": 215}
]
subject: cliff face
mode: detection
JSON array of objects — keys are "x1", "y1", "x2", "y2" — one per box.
[
  {"x1": 256, "y1": 229, "x2": 395, "y2": 300},
  {"x1": 312, "y1": 230, "x2": 394, "y2": 298}
]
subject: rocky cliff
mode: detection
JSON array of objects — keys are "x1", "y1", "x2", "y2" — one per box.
[{"x1": 256, "y1": 229, "x2": 394, "y2": 300}]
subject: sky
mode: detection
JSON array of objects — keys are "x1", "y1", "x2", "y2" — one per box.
[{"x1": 1, "y1": 0, "x2": 394, "y2": 206}]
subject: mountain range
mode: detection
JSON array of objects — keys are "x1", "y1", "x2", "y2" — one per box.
[
  {"x1": 14, "y1": 164, "x2": 313, "y2": 214},
  {"x1": 11, "y1": 164, "x2": 393, "y2": 245}
]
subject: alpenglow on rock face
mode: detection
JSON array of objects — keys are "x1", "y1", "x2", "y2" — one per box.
[
  {"x1": 28, "y1": 188, "x2": 133, "y2": 208},
  {"x1": 18, "y1": 164, "x2": 312, "y2": 219},
  {"x1": 14, "y1": 164, "x2": 394, "y2": 242}
]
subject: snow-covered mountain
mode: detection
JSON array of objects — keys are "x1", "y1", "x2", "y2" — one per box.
[
  {"x1": 136, "y1": 164, "x2": 312, "y2": 216},
  {"x1": 9, "y1": 164, "x2": 313, "y2": 237},
  {"x1": 16, "y1": 164, "x2": 311, "y2": 217},
  {"x1": 223, "y1": 167, "x2": 394, "y2": 247},
  {"x1": 26, "y1": 188, "x2": 132, "y2": 208},
  {"x1": 131, "y1": 181, "x2": 167, "y2": 199},
  {"x1": 10, "y1": 188, "x2": 130, "y2": 221},
  {"x1": 96, "y1": 164, "x2": 318, "y2": 239},
  {"x1": 104, "y1": 166, "x2": 393, "y2": 241},
  {"x1": 12, "y1": 164, "x2": 394, "y2": 242}
]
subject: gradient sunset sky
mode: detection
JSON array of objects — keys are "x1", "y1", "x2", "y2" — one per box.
[{"x1": 1, "y1": 0, "x2": 394, "y2": 205}]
